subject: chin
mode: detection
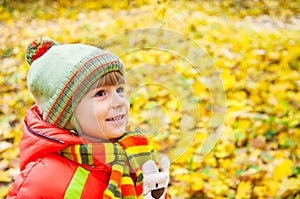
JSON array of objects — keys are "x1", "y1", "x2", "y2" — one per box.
[
  {"x1": 105, "y1": 127, "x2": 124, "y2": 138},
  {"x1": 113, "y1": 130, "x2": 126, "y2": 138}
]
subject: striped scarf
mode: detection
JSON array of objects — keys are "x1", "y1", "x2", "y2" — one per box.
[{"x1": 61, "y1": 127, "x2": 157, "y2": 198}]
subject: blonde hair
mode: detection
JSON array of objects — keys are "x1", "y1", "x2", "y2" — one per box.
[{"x1": 97, "y1": 71, "x2": 125, "y2": 87}]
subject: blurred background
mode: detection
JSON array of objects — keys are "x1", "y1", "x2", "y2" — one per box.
[{"x1": 0, "y1": 0, "x2": 299, "y2": 198}]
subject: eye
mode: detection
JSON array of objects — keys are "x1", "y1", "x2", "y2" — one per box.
[
  {"x1": 95, "y1": 90, "x2": 106, "y2": 97},
  {"x1": 116, "y1": 86, "x2": 125, "y2": 94}
]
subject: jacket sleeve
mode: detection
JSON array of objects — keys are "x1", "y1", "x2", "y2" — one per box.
[
  {"x1": 6, "y1": 154, "x2": 75, "y2": 199},
  {"x1": 7, "y1": 161, "x2": 39, "y2": 199},
  {"x1": 7, "y1": 153, "x2": 112, "y2": 199}
]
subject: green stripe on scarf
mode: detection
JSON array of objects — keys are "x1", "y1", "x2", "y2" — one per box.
[
  {"x1": 61, "y1": 128, "x2": 158, "y2": 198},
  {"x1": 80, "y1": 144, "x2": 88, "y2": 164}
]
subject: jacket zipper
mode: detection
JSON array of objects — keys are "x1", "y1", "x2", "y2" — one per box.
[{"x1": 24, "y1": 120, "x2": 65, "y2": 144}]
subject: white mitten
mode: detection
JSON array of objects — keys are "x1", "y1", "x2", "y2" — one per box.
[{"x1": 142, "y1": 157, "x2": 170, "y2": 199}]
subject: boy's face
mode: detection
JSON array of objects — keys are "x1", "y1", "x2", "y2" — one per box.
[{"x1": 74, "y1": 81, "x2": 129, "y2": 140}]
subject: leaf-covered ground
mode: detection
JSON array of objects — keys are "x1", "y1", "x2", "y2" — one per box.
[{"x1": 1, "y1": 0, "x2": 300, "y2": 198}]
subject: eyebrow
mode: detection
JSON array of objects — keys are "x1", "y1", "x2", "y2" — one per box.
[
  {"x1": 91, "y1": 82, "x2": 125, "y2": 91},
  {"x1": 96, "y1": 79, "x2": 125, "y2": 88}
]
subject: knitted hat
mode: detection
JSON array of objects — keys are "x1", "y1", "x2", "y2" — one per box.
[{"x1": 26, "y1": 37, "x2": 125, "y2": 129}]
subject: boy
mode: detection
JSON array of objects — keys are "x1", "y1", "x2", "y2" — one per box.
[{"x1": 7, "y1": 37, "x2": 169, "y2": 199}]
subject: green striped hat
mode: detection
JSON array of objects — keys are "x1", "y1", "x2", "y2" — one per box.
[{"x1": 26, "y1": 37, "x2": 125, "y2": 129}]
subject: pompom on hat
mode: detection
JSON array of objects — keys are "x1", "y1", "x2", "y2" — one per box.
[{"x1": 26, "y1": 37, "x2": 125, "y2": 130}]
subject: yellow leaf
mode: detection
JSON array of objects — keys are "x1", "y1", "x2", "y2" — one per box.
[
  {"x1": 191, "y1": 172, "x2": 204, "y2": 191},
  {"x1": 236, "y1": 181, "x2": 252, "y2": 199},
  {"x1": 155, "y1": 4, "x2": 167, "y2": 19},
  {"x1": 277, "y1": 178, "x2": 300, "y2": 198},
  {"x1": 203, "y1": 153, "x2": 217, "y2": 167},
  {"x1": 253, "y1": 185, "x2": 267, "y2": 198},
  {"x1": 0, "y1": 170, "x2": 12, "y2": 183},
  {"x1": 266, "y1": 180, "x2": 280, "y2": 197},
  {"x1": 220, "y1": 68, "x2": 235, "y2": 91},
  {"x1": 208, "y1": 179, "x2": 229, "y2": 196},
  {"x1": 215, "y1": 143, "x2": 234, "y2": 158},
  {"x1": 0, "y1": 185, "x2": 11, "y2": 199},
  {"x1": 273, "y1": 159, "x2": 293, "y2": 181}
]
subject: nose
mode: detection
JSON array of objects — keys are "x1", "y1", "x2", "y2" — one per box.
[
  {"x1": 111, "y1": 90, "x2": 125, "y2": 109},
  {"x1": 151, "y1": 188, "x2": 165, "y2": 199}
]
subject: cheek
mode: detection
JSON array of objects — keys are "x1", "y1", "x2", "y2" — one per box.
[
  {"x1": 125, "y1": 98, "x2": 130, "y2": 110},
  {"x1": 127, "y1": 101, "x2": 130, "y2": 111},
  {"x1": 93, "y1": 109, "x2": 106, "y2": 122},
  {"x1": 89, "y1": 100, "x2": 108, "y2": 116},
  {"x1": 75, "y1": 101, "x2": 101, "y2": 125}
]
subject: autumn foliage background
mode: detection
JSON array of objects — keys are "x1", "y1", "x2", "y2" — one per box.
[{"x1": 1, "y1": 0, "x2": 300, "y2": 198}]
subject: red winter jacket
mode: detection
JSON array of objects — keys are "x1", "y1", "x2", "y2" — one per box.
[{"x1": 7, "y1": 105, "x2": 113, "y2": 199}]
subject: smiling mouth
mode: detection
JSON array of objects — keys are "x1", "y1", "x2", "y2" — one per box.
[{"x1": 106, "y1": 115, "x2": 125, "y2": 121}]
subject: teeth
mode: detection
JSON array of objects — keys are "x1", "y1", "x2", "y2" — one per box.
[{"x1": 107, "y1": 116, "x2": 123, "y2": 121}]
